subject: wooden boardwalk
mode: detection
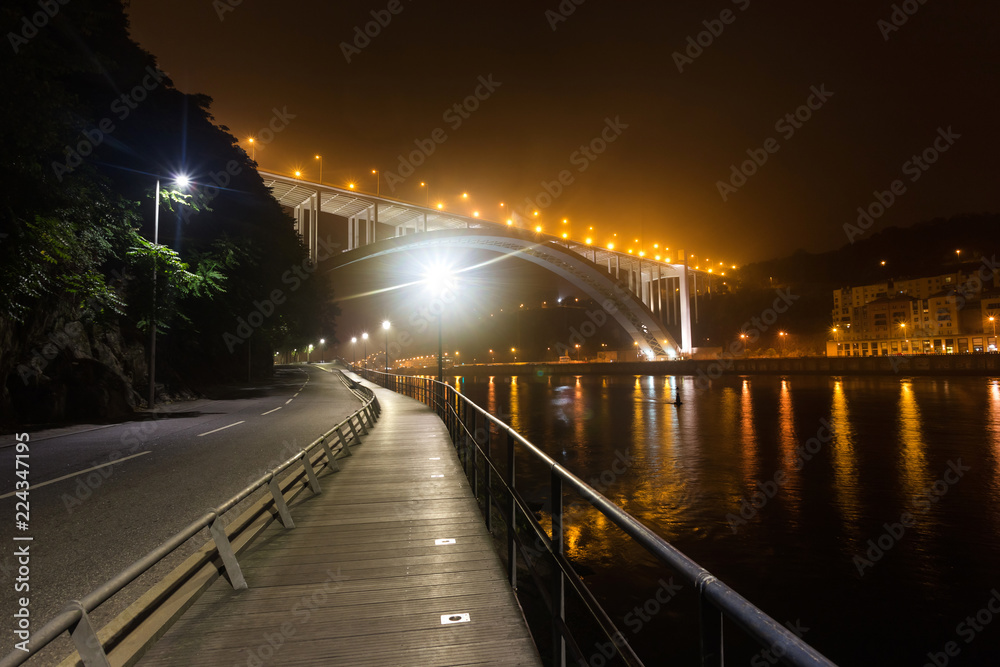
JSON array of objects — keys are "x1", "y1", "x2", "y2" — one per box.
[{"x1": 140, "y1": 377, "x2": 542, "y2": 666}]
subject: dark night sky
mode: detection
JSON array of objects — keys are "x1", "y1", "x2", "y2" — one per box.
[{"x1": 126, "y1": 0, "x2": 999, "y2": 265}]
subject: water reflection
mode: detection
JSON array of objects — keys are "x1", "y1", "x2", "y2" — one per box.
[
  {"x1": 897, "y1": 380, "x2": 930, "y2": 503},
  {"x1": 830, "y1": 380, "x2": 862, "y2": 545},
  {"x1": 779, "y1": 379, "x2": 802, "y2": 526},
  {"x1": 740, "y1": 379, "x2": 760, "y2": 489}
]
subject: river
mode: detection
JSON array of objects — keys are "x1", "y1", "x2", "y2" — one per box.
[{"x1": 453, "y1": 373, "x2": 1000, "y2": 666}]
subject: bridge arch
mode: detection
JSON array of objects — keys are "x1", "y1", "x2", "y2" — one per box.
[{"x1": 329, "y1": 228, "x2": 683, "y2": 358}]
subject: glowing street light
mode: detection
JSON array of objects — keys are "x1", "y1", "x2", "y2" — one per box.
[
  {"x1": 314, "y1": 155, "x2": 323, "y2": 184},
  {"x1": 420, "y1": 181, "x2": 429, "y2": 206},
  {"x1": 148, "y1": 173, "x2": 189, "y2": 410},
  {"x1": 423, "y1": 264, "x2": 456, "y2": 382},
  {"x1": 362, "y1": 332, "x2": 369, "y2": 369},
  {"x1": 778, "y1": 331, "x2": 787, "y2": 356},
  {"x1": 294, "y1": 170, "x2": 302, "y2": 178},
  {"x1": 351, "y1": 336, "x2": 357, "y2": 367},
  {"x1": 247, "y1": 137, "x2": 255, "y2": 162},
  {"x1": 319, "y1": 337, "x2": 326, "y2": 362},
  {"x1": 372, "y1": 169, "x2": 380, "y2": 196}
]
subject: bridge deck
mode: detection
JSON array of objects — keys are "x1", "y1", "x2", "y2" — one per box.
[{"x1": 140, "y1": 376, "x2": 541, "y2": 666}]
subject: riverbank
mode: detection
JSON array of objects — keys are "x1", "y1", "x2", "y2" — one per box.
[{"x1": 416, "y1": 354, "x2": 1000, "y2": 378}]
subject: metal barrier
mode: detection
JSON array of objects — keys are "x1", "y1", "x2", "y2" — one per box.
[
  {"x1": 0, "y1": 371, "x2": 379, "y2": 667},
  {"x1": 357, "y1": 368, "x2": 837, "y2": 667}
]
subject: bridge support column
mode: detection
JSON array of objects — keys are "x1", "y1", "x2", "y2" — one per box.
[
  {"x1": 679, "y1": 254, "x2": 692, "y2": 355},
  {"x1": 310, "y1": 191, "x2": 319, "y2": 264}
]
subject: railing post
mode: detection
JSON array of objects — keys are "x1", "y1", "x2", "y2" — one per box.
[
  {"x1": 506, "y1": 429, "x2": 517, "y2": 590},
  {"x1": 484, "y1": 420, "x2": 493, "y2": 532},
  {"x1": 470, "y1": 405, "x2": 479, "y2": 501},
  {"x1": 68, "y1": 601, "x2": 111, "y2": 667},
  {"x1": 337, "y1": 425, "x2": 354, "y2": 456},
  {"x1": 700, "y1": 587, "x2": 724, "y2": 667},
  {"x1": 551, "y1": 471, "x2": 566, "y2": 667},
  {"x1": 209, "y1": 515, "x2": 248, "y2": 590},
  {"x1": 301, "y1": 450, "x2": 322, "y2": 494},
  {"x1": 321, "y1": 437, "x2": 340, "y2": 472},
  {"x1": 268, "y1": 476, "x2": 295, "y2": 529}
]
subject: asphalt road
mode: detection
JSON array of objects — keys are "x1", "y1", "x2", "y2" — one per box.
[{"x1": 0, "y1": 363, "x2": 363, "y2": 662}]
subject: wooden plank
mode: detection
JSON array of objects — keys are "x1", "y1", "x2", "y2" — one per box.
[{"x1": 140, "y1": 382, "x2": 542, "y2": 666}]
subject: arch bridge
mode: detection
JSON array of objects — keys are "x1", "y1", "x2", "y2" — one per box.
[{"x1": 260, "y1": 170, "x2": 717, "y2": 358}]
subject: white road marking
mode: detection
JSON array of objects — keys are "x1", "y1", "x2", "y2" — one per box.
[
  {"x1": 285, "y1": 399, "x2": 293, "y2": 405},
  {"x1": 0, "y1": 451, "x2": 152, "y2": 499},
  {"x1": 197, "y1": 421, "x2": 245, "y2": 437},
  {"x1": 261, "y1": 407, "x2": 282, "y2": 416}
]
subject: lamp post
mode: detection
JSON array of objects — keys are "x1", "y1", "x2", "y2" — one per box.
[
  {"x1": 511, "y1": 347, "x2": 517, "y2": 362},
  {"x1": 247, "y1": 137, "x2": 255, "y2": 162},
  {"x1": 362, "y1": 332, "x2": 368, "y2": 369},
  {"x1": 989, "y1": 316, "x2": 996, "y2": 352},
  {"x1": 778, "y1": 331, "x2": 787, "y2": 356},
  {"x1": 382, "y1": 320, "x2": 390, "y2": 371},
  {"x1": 423, "y1": 265, "x2": 455, "y2": 383},
  {"x1": 420, "y1": 181, "x2": 429, "y2": 207},
  {"x1": 489, "y1": 349, "x2": 494, "y2": 363},
  {"x1": 351, "y1": 336, "x2": 357, "y2": 368},
  {"x1": 319, "y1": 338, "x2": 326, "y2": 363},
  {"x1": 372, "y1": 169, "x2": 380, "y2": 196},
  {"x1": 740, "y1": 333, "x2": 748, "y2": 358},
  {"x1": 148, "y1": 174, "x2": 189, "y2": 410}
]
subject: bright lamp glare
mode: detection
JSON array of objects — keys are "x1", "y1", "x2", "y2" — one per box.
[
  {"x1": 175, "y1": 175, "x2": 190, "y2": 188},
  {"x1": 382, "y1": 320, "x2": 390, "y2": 330},
  {"x1": 423, "y1": 263, "x2": 455, "y2": 296}
]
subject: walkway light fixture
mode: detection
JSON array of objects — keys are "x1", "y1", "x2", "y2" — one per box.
[
  {"x1": 362, "y1": 332, "x2": 369, "y2": 368},
  {"x1": 315, "y1": 155, "x2": 323, "y2": 184},
  {"x1": 351, "y1": 336, "x2": 357, "y2": 367}
]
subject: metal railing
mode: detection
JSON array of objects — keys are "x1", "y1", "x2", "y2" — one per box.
[
  {"x1": 0, "y1": 371, "x2": 379, "y2": 667},
  {"x1": 357, "y1": 367, "x2": 837, "y2": 667}
]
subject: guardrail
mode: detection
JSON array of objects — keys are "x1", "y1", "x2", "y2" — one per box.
[
  {"x1": 357, "y1": 367, "x2": 837, "y2": 667},
  {"x1": 0, "y1": 370, "x2": 379, "y2": 667}
]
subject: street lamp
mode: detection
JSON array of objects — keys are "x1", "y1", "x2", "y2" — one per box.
[
  {"x1": 351, "y1": 336, "x2": 357, "y2": 368},
  {"x1": 362, "y1": 332, "x2": 368, "y2": 369},
  {"x1": 315, "y1": 155, "x2": 323, "y2": 184},
  {"x1": 740, "y1": 333, "x2": 748, "y2": 358},
  {"x1": 511, "y1": 347, "x2": 516, "y2": 362},
  {"x1": 148, "y1": 173, "x2": 189, "y2": 410},
  {"x1": 423, "y1": 264, "x2": 455, "y2": 382},
  {"x1": 489, "y1": 349, "x2": 494, "y2": 363},
  {"x1": 372, "y1": 169, "x2": 380, "y2": 196},
  {"x1": 247, "y1": 137, "x2": 255, "y2": 162},
  {"x1": 382, "y1": 320, "x2": 390, "y2": 371},
  {"x1": 778, "y1": 331, "x2": 787, "y2": 356},
  {"x1": 319, "y1": 338, "x2": 326, "y2": 363},
  {"x1": 420, "y1": 181, "x2": 429, "y2": 207}
]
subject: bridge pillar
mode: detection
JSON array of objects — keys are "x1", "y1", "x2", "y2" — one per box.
[{"x1": 679, "y1": 253, "x2": 692, "y2": 355}]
